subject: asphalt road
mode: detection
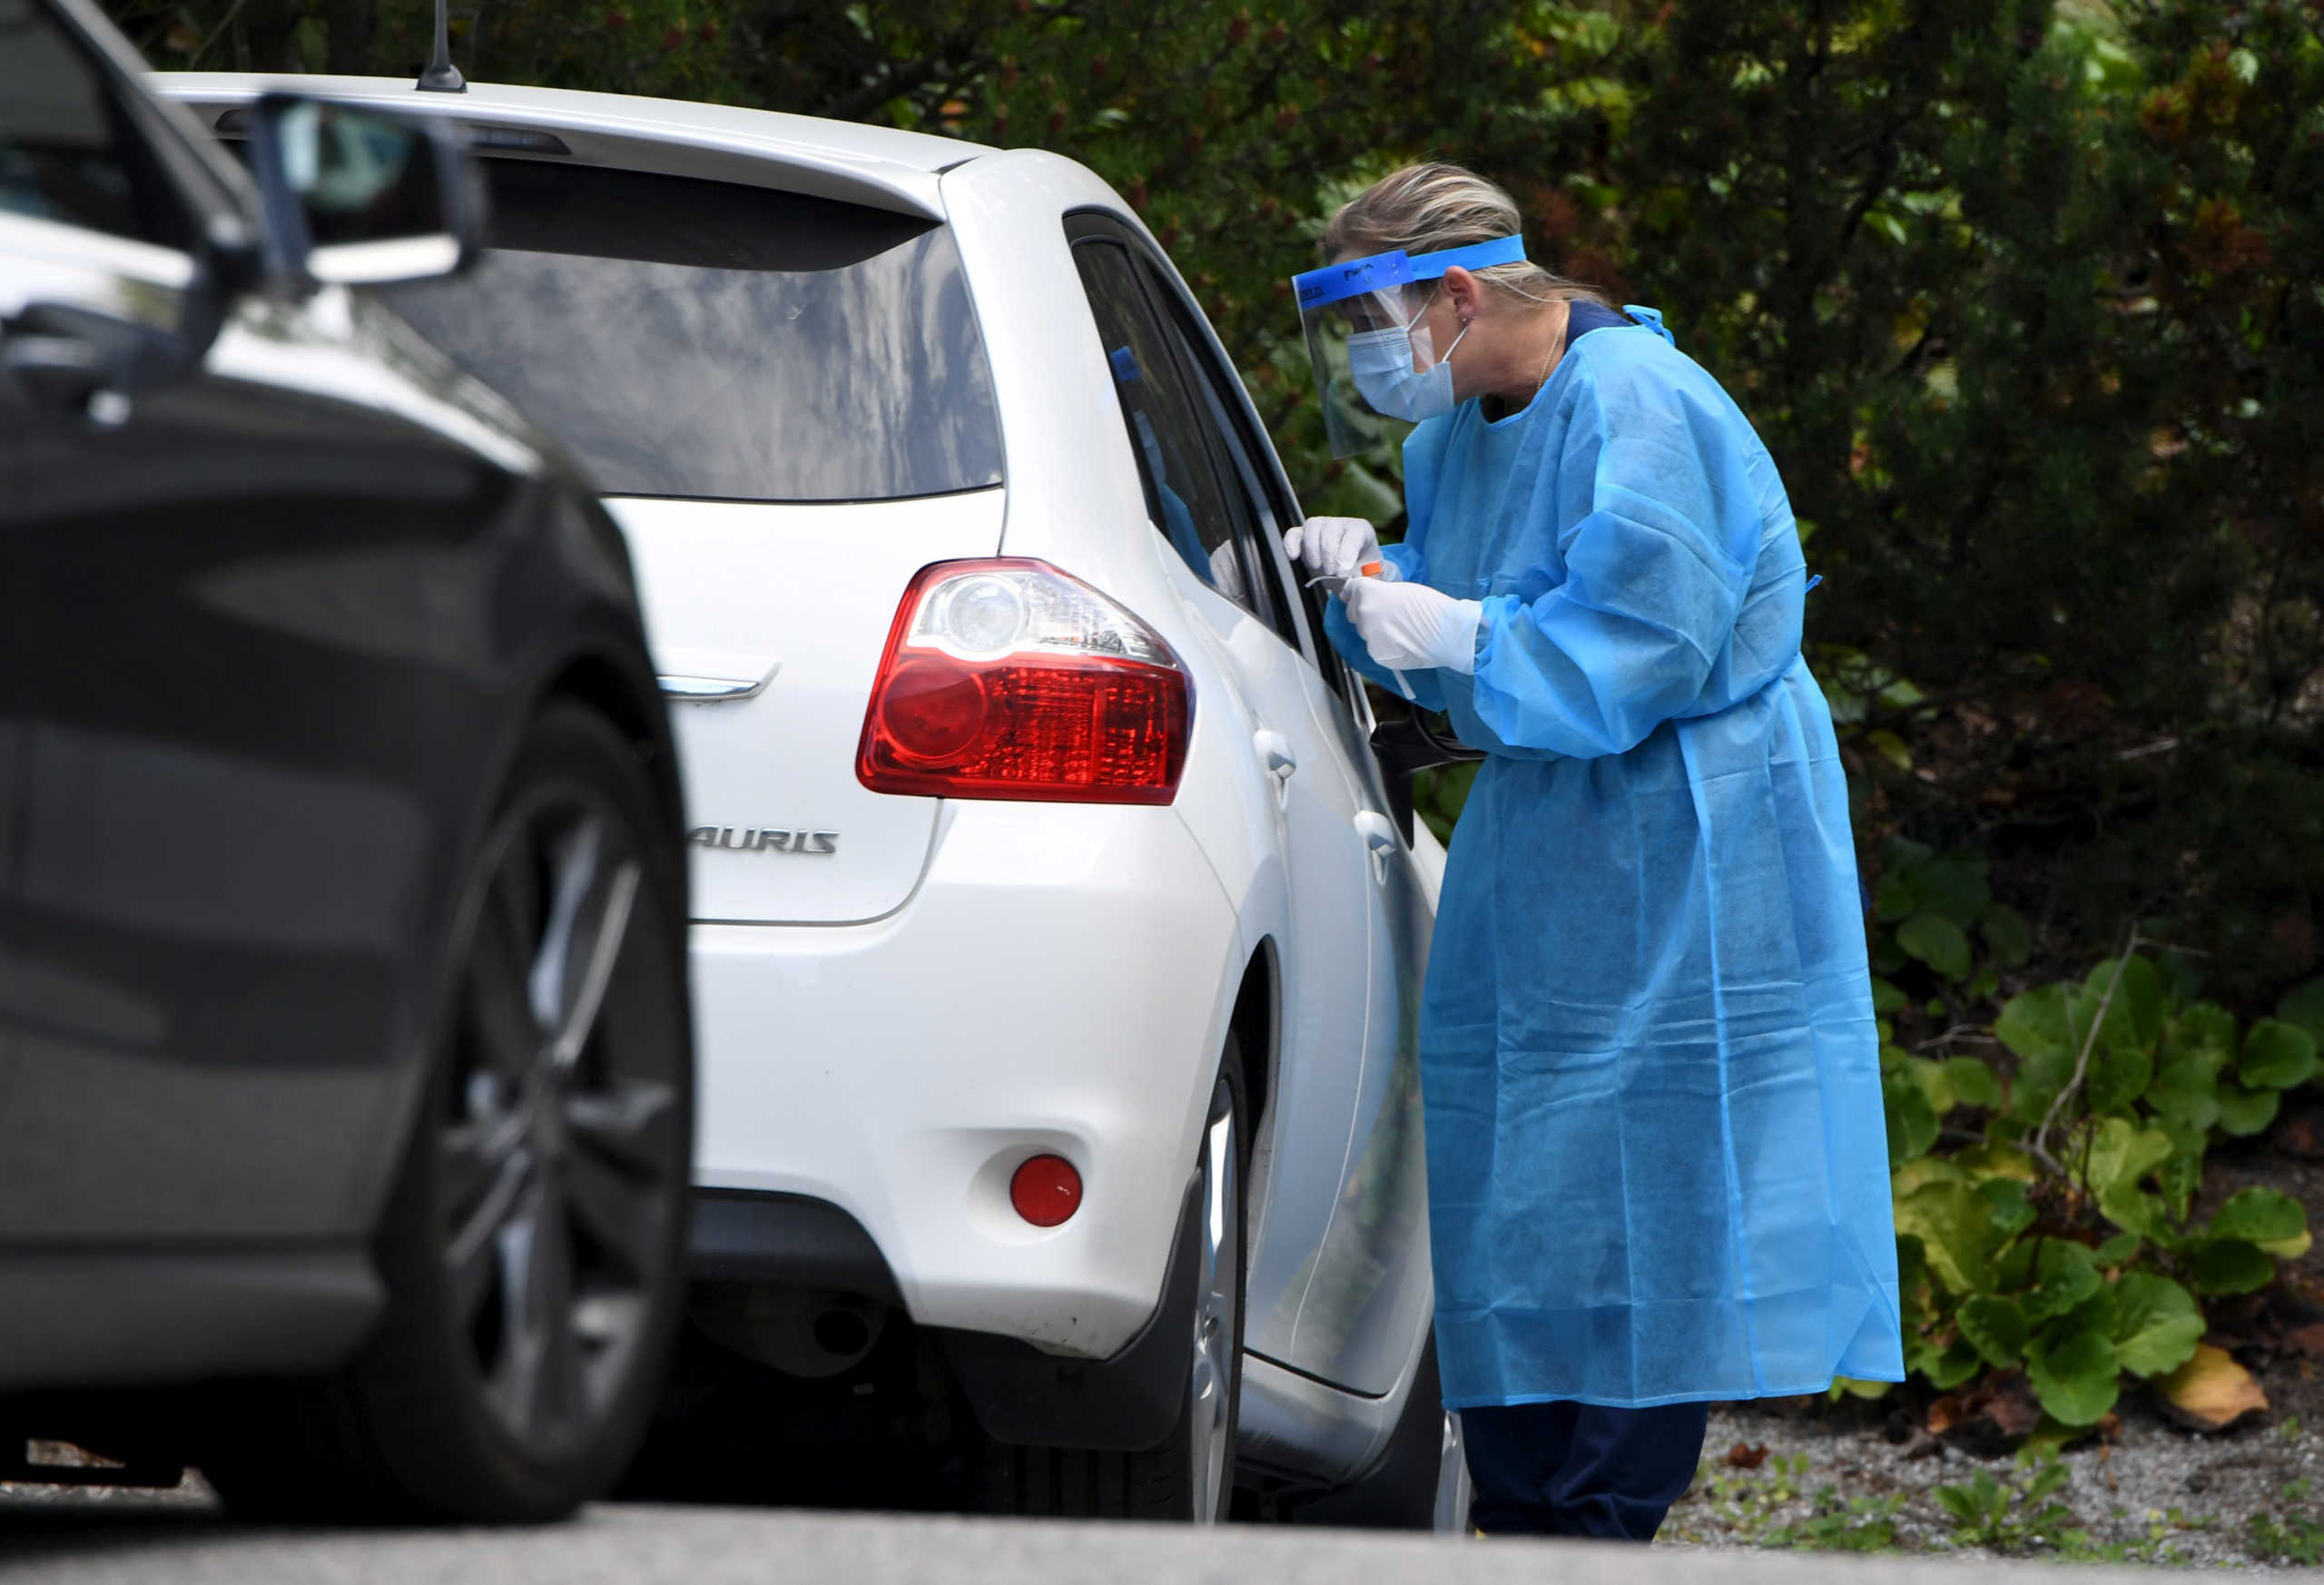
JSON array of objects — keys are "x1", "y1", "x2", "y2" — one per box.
[{"x1": 0, "y1": 1493, "x2": 2171, "y2": 1584}]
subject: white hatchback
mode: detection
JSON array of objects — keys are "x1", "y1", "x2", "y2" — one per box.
[{"x1": 170, "y1": 74, "x2": 1470, "y2": 1526}]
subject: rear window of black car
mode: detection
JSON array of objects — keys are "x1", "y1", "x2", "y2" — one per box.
[{"x1": 378, "y1": 160, "x2": 1004, "y2": 503}]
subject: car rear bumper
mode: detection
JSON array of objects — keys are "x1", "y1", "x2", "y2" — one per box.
[{"x1": 687, "y1": 799, "x2": 1238, "y2": 1359}]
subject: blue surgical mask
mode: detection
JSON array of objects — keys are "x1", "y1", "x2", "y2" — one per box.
[{"x1": 1345, "y1": 316, "x2": 1470, "y2": 423}]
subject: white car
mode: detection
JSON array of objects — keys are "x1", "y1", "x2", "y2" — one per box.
[{"x1": 169, "y1": 74, "x2": 1470, "y2": 1526}]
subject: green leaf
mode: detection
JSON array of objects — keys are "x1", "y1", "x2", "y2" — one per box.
[
  {"x1": 2058, "y1": 1285, "x2": 2121, "y2": 1341},
  {"x1": 1897, "y1": 913, "x2": 1972, "y2": 980},
  {"x1": 2216, "y1": 1083, "x2": 2282, "y2": 1138},
  {"x1": 2093, "y1": 1232, "x2": 2142, "y2": 1265},
  {"x1": 2162, "y1": 1001, "x2": 2236, "y2": 1075},
  {"x1": 1866, "y1": 728, "x2": 1913, "y2": 773},
  {"x1": 1873, "y1": 870, "x2": 1919, "y2": 924},
  {"x1": 1935, "y1": 1479, "x2": 1987, "y2": 1524},
  {"x1": 1894, "y1": 1182, "x2": 1993, "y2": 1297},
  {"x1": 1897, "y1": 1235, "x2": 1934, "y2": 1325},
  {"x1": 2144, "y1": 1056, "x2": 2221, "y2": 1130},
  {"x1": 1885, "y1": 1072, "x2": 1939, "y2": 1165},
  {"x1": 1945, "y1": 1056, "x2": 2004, "y2": 1109},
  {"x1": 1996, "y1": 984, "x2": 2072, "y2": 1063},
  {"x1": 1979, "y1": 1177, "x2": 2037, "y2": 1237},
  {"x1": 2161, "y1": 1145, "x2": 2205, "y2": 1223},
  {"x1": 2274, "y1": 976, "x2": 2324, "y2": 1042},
  {"x1": 1893, "y1": 1156, "x2": 1969, "y2": 1196},
  {"x1": 1957, "y1": 1295, "x2": 2029, "y2": 1366},
  {"x1": 2191, "y1": 1239, "x2": 2275, "y2": 1296},
  {"x1": 1980, "y1": 903, "x2": 2033, "y2": 968},
  {"x1": 2086, "y1": 1118, "x2": 2174, "y2": 1210},
  {"x1": 2024, "y1": 1325, "x2": 2121, "y2": 1425},
  {"x1": 1952, "y1": 1142, "x2": 2037, "y2": 1183},
  {"x1": 2083, "y1": 956, "x2": 2165, "y2": 1051},
  {"x1": 1915, "y1": 854, "x2": 1993, "y2": 930},
  {"x1": 2086, "y1": 1039, "x2": 2153, "y2": 1117},
  {"x1": 1871, "y1": 976, "x2": 1907, "y2": 1015},
  {"x1": 1904, "y1": 1056, "x2": 1955, "y2": 1117},
  {"x1": 2022, "y1": 1240, "x2": 2103, "y2": 1324},
  {"x1": 2208, "y1": 1187, "x2": 2307, "y2": 1246},
  {"x1": 2110, "y1": 1273, "x2": 2204, "y2": 1378},
  {"x1": 1910, "y1": 1330, "x2": 1985, "y2": 1391},
  {"x1": 2240, "y1": 1019, "x2": 2318, "y2": 1090},
  {"x1": 2086, "y1": 1117, "x2": 2173, "y2": 1236}
]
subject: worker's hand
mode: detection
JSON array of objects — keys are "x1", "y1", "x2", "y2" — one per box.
[
  {"x1": 1343, "y1": 576, "x2": 1483, "y2": 674},
  {"x1": 1284, "y1": 516, "x2": 1386, "y2": 584}
]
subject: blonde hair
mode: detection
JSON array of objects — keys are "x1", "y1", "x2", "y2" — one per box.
[{"x1": 1321, "y1": 162, "x2": 1608, "y2": 311}]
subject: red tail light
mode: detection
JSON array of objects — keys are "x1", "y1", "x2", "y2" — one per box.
[{"x1": 857, "y1": 559, "x2": 1193, "y2": 804}]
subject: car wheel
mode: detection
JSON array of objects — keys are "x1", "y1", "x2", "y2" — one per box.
[
  {"x1": 981, "y1": 1039, "x2": 1246, "y2": 1522},
  {"x1": 202, "y1": 703, "x2": 694, "y2": 1522},
  {"x1": 1286, "y1": 1328, "x2": 1472, "y2": 1531}
]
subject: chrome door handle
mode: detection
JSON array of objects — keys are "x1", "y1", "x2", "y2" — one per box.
[
  {"x1": 657, "y1": 674, "x2": 769, "y2": 702},
  {"x1": 1254, "y1": 730, "x2": 1297, "y2": 806},
  {"x1": 1354, "y1": 810, "x2": 1399, "y2": 883}
]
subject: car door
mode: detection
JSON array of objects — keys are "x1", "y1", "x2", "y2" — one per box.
[
  {"x1": 1129, "y1": 245, "x2": 1437, "y2": 1398},
  {"x1": 0, "y1": 4, "x2": 510, "y2": 1245},
  {"x1": 1069, "y1": 218, "x2": 1418, "y2": 1393}
]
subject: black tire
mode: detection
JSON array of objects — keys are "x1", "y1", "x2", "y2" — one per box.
[
  {"x1": 980, "y1": 1039, "x2": 1247, "y2": 1521},
  {"x1": 1289, "y1": 1328, "x2": 1455, "y2": 1530},
  {"x1": 202, "y1": 703, "x2": 694, "y2": 1523}
]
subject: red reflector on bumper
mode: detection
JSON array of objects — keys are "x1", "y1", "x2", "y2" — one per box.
[{"x1": 1009, "y1": 1154, "x2": 1083, "y2": 1227}]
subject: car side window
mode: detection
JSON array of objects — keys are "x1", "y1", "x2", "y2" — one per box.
[
  {"x1": 0, "y1": 0, "x2": 187, "y2": 247},
  {"x1": 1131, "y1": 254, "x2": 1322, "y2": 665},
  {"x1": 1071, "y1": 238, "x2": 1265, "y2": 615}
]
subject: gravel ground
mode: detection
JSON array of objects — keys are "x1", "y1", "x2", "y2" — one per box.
[
  {"x1": 1663, "y1": 1360, "x2": 2323, "y2": 1567},
  {"x1": 1659, "y1": 1121, "x2": 2324, "y2": 1570}
]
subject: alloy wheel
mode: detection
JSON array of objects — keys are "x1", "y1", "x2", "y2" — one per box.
[
  {"x1": 1186, "y1": 1077, "x2": 1240, "y2": 1523},
  {"x1": 438, "y1": 786, "x2": 684, "y2": 1458}
]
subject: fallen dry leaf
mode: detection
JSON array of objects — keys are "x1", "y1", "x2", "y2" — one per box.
[
  {"x1": 2273, "y1": 1105, "x2": 2324, "y2": 1159},
  {"x1": 1924, "y1": 1395, "x2": 1962, "y2": 1436},
  {"x1": 2157, "y1": 1344, "x2": 2270, "y2": 1432},
  {"x1": 2287, "y1": 1323, "x2": 2324, "y2": 1363},
  {"x1": 1722, "y1": 1442, "x2": 1768, "y2": 1470},
  {"x1": 1979, "y1": 1374, "x2": 2045, "y2": 1440}
]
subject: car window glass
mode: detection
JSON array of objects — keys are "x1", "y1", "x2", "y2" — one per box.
[
  {"x1": 1139, "y1": 269, "x2": 1318, "y2": 659},
  {"x1": 0, "y1": 0, "x2": 179, "y2": 245},
  {"x1": 1070, "y1": 239, "x2": 1260, "y2": 614},
  {"x1": 375, "y1": 161, "x2": 1003, "y2": 503}
]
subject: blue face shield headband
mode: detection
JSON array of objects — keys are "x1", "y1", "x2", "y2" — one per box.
[{"x1": 1292, "y1": 234, "x2": 1528, "y2": 455}]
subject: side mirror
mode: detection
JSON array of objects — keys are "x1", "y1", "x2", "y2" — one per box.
[{"x1": 245, "y1": 94, "x2": 484, "y2": 288}]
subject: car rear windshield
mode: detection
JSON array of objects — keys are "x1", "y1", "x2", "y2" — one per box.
[{"x1": 377, "y1": 160, "x2": 1004, "y2": 503}]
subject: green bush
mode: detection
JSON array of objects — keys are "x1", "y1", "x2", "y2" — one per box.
[{"x1": 1881, "y1": 940, "x2": 2311, "y2": 1423}]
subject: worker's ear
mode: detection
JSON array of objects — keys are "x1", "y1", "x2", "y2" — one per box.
[{"x1": 1439, "y1": 266, "x2": 1486, "y2": 324}]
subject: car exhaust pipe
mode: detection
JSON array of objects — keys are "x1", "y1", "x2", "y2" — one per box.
[{"x1": 694, "y1": 1285, "x2": 888, "y2": 1380}]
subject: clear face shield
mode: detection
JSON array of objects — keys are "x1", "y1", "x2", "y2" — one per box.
[{"x1": 1292, "y1": 234, "x2": 1529, "y2": 457}]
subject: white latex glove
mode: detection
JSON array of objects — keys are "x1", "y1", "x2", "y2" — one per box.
[
  {"x1": 1343, "y1": 576, "x2": 1483, "y2": 674},
  {"x1": 1282, "y1": 516, "x2": 1388, "y2": 584}
]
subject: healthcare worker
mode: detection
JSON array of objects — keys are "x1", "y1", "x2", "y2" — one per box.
[{"x1": 1286, "y1": 163, "x2": 1904, "y2": 1541}]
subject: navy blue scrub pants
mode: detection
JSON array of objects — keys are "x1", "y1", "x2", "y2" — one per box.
[{"x1": 1462, "y1": 1400, "x2": 1709, "y2": 1540}]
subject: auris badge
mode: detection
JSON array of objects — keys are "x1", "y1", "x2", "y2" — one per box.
[{"x1": 688, "y1": 827, "x2": 839, "y2": 855}]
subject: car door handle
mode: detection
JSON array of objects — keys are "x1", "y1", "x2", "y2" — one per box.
[
  {"x1": 657, "y1": 674, "x2": 768, "y2": 702},
  {"x1": 1354, "y1": 810, "x2": 1399, "y2": 883},
  {"x1": 1254, "y1": 730, "x2": 1297, "y2": 805},
  {"x1": 654, "y1": 648, "x2": 780, "y2": 704}
]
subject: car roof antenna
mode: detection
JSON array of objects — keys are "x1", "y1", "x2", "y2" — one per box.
[{"x1": 416, "y1": 0, "x2": 467, "y2": 92}]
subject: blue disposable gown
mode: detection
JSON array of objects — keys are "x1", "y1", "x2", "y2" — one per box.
[{"x1": 1324, "y1": 309, "x2": 1905, "y2": 1409}]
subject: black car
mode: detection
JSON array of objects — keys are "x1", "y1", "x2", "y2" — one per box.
[{"x1": 0, "y1": 0, "x2": 695, "y2": 1521}]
